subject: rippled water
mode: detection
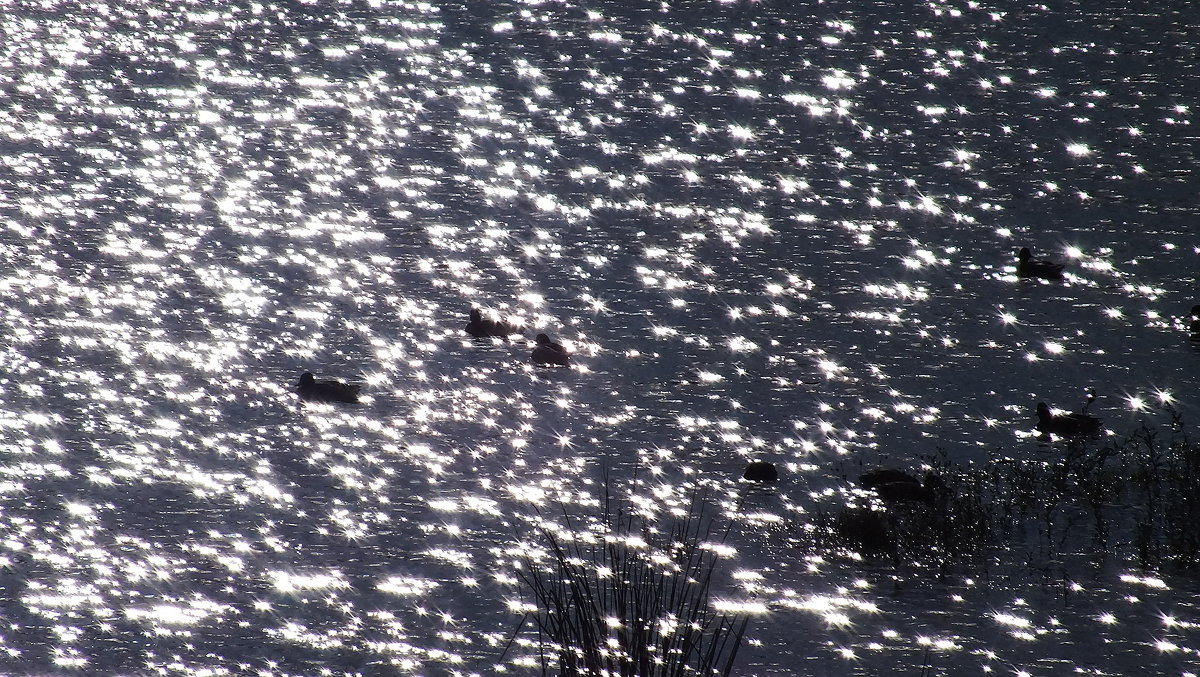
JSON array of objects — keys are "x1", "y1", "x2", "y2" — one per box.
[{"x1": 2, "y1": 0, "x2": 1199, "y2": 674}]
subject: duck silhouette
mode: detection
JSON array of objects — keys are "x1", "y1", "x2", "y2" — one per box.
[
  {"x1": 1189, "y1": 305, "x2": 1200, "y2": 338},
  {"x1": 859, "y1": 469, "x2": 945, "y2": 506},
  {"x1": 465, "y1": 308, "x2": 519, "y2": 339},
  {"x1": 531, "y1": 333, "x2": 570, "y2": 366},
  {"x1": 1016, "y1": 247, "x2": 1065, "y2": 280},
  {"x1": 859, "y1": 469, "x2": 920, "y2": 490},
  {"x1": 296, "y1": 372, "x2": 361, "y2": 403},
  {"x1": 743, "y1": 461, "x2": 779, "y2": 483},
  {"x1": 1035, "y1": 400, "x2": 1101, "y2": 438}
]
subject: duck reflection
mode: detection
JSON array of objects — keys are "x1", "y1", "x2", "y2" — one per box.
[
  {"x1": 296, "y1": 372, "x2": 361, "y2": 403},
  {"x1": 531, "y1": 333, "x2": 570, "y2": 366},
  {"x1": 1016, "y1": 247, "x2": 1065, "y2": 280}
]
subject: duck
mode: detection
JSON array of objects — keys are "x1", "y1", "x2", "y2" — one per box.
[
  {"x1": 1016, "y1": 247, "x2": 1065, "y2": 280},
  {"x1": 296, "y1": 372, "x2": 361, "y2": 403},
  {"x1": 465, "y1": 308, "x2": 519, "y2": 339},
  {"x1": 858, "y1": 469, "x2": 946, "y2": 507},
  {"x1": 1189, "y1": 305, "x2": 1200, "y2": 337},
  {"x1": 859, "y1": 468, "x2": 921, "y2": 490},
  {"x1": 531, "y1": 333, "x2": 570, "y2": 366},
  {"x1": 743, "y1": 461, "x2": 779, "y2": 483},
  {"x1": 1035, "y1": 401, "x2": 1101, "y2": 438}
]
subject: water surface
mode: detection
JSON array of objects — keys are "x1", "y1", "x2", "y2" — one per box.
[{"x1": 1, "y1": 0, "x2": 1198, "y2": 674}]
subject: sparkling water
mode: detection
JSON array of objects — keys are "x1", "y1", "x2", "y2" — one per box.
[{"x1": 1, "y1": 0, "x2": 1197, "y2": 674}]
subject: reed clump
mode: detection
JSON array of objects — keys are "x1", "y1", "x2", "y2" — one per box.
[
  {"x1": 806, "y1": 473, "x2": 992, "y2": 576},
  {"x1": 971, "y1": 412, "x2": 1200, "y2": 572},
  {"x1": 513, "y1": 490, "x2": 750, "y2": 677},
  {"x1": 806, "y1": 411, "x2": 1200, "y2": 576}
]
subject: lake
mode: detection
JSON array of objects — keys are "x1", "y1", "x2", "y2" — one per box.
[{"x1": 0, "y1": 0, "x2": 1198, "y2": 674}]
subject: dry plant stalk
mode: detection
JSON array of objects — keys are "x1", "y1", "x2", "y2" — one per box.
[{"x1": 517, "y1": 491, "x2": 749, "y2": 677}]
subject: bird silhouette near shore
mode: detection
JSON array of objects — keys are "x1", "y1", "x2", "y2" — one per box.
[{"x1": 1035, "y1": 392, "x2": 1102, "y2": 438}]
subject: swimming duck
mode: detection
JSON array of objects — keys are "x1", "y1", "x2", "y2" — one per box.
[
  {"x1": 1016, "y1": 247, "x2": 1065, "y2": 280},
  {"x1": 1189, "y1": 305, "x2": 1200, "y2": 337},
  {"x1": 859, "y1": 469, "x2": 945, "y2": 506},
  {"x1": 1035, "y1": 402, "x2": 1101, "y2": 437},
  {"x1": 531, "y1": 333, "x2": 570, "y2": 366},
  {"x1": 859, "y1": 469, "x2": 921, "y2": 490},
  {"x1": 296, "y1": 372, "x2": 361, "y2": 403},
  {"x1": 743, "y1": 461, "x2": 779, "y2": 483},
  {"x1": 465, "y1": 308, "x2": 519, "y2": 339}
]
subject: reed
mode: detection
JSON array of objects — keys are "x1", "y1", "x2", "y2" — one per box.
[
  {"x1": 808, "y1": 411, "x2": 1200, "y2": 577},
  {"x1": 514, "y1": 489, "x2": 750, "y2": 677}
]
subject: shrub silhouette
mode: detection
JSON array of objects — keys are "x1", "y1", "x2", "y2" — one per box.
[{"x1": 514, "y1": 490, "x2": 750, "y2": 677}]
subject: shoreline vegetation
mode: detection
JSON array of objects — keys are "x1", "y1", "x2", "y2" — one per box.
[
  {"x1": 511, "y1": 488, "x2": 751, "y2": 677},
  {"x1": 806, "y1": 409, "x2": 1200, "y2": 581},
  {"x1": 508, "y1": 412, "x2": 1200, "y2": 675}
]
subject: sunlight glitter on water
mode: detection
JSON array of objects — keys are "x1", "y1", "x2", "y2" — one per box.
[{"x1": 1, "y1": 0, "x2": 1199, "y2": 674}]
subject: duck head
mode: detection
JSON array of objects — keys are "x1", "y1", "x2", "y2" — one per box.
[
  {"x1": 536, "y1": 333, "x2": 551, "y2": 345},
  {"x1": 298, "y1": 372, "x2": 315, "y2": 387},
  {"x1": 1018, "y1": 247, "x2": 1032, "y2": 262}
]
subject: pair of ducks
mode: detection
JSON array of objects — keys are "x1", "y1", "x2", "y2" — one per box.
[
  {"x1": 295, "y1": 311, "x2": 570, "y2": 404},
  {"x1": 1016, "y1": 249, "x2": 1099, "y2": 436},
  {"x1": 465, "y1": 308, "x2": 570, "y2": 366}
]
